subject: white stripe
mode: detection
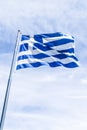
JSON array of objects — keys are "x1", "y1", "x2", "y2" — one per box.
[
  {"x1": 17, "y1": 58, "x2": 46, "y2": 65},
  {"x1": 52, "y1": 42, "x2": 75, "y2": 50},
  {"x1": 32, "y1": 48, "x2": 75, "y2": 56},
  {"x1": 32, "y1": 48, "x2": 74, "y2": 56},
  {"x1": 42, "y1": 35, "x2": 73, "y2": 43},
  {"x1": 17, "y1": 46, "x2": 74, "y2": 59}
]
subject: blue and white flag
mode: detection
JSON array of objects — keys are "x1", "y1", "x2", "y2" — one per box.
[{"x1": 16, "y1": 32, "x2": 79, "y2": 70}]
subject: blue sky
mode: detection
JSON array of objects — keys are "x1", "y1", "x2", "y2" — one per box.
[{"x1": 0, "y1": 0, "x2": 87, "y2": 130}]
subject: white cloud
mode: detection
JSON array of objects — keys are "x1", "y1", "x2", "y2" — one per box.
[{"x1": 81, "y1": 78, "x2": 87, "y2": 85}]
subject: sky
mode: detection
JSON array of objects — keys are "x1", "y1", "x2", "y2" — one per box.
[{"x1": 0, "y1": 0, "x2": 87, "y2": 130}]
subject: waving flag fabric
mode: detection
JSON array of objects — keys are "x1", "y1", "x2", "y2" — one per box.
[{"x1": 16, "y1": 32, "x2": 79, "y2": 70}]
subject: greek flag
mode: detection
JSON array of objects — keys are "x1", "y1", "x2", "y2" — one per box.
[{"x1": 16, "y1": 32, "x2": 79, "y2": 70}]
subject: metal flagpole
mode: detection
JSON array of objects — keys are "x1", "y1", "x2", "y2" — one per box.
[{"x1": 0, "y1": 30, "x2": 21, "y2": 130}]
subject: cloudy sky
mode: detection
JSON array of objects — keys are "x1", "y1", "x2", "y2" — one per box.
[{"x1": 0, "y1": 0, "x2": 87, "y2": 130}]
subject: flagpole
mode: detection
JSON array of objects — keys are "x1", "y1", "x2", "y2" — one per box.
[{"x1": 0, "y1": 30, "x2": 21, "y2": 130}]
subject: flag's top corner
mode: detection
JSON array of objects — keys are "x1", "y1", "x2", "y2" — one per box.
[{"x1": 21, "y1": 35, "x2": 30, "y2": 41}]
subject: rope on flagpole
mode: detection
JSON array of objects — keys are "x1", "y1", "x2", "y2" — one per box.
[{"x1": 0, "y1": 30, "x2": 21, "y2": 130}]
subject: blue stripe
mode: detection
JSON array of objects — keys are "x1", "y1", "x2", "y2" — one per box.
[
  {"x1": 17, "y1": 53, "x2": 78, "y2": 61},
  {"x1": 21, "y1": 35, "x2": 30, "y2": 41},
  {"x1": 16, "y1": 60, "x2": 78, "y2": 70},
  {"x1": 16, "y1": 62, "x2": 46, "y2": 69},
  {"x1": 42, "y1": 32, "x2": 64, "y2": 37},
  {"x1": 18, "y1": 54, "x2": 48, "y2": 60},
  {"x1": 34, "y1": 43, "x2": 52, "y2": 51},
  {"x1": 17, "y1": 55, "x2": 29, "y2": 60},
  {"x1": 30, "y1": 62, "x2": 46, "y2": 67},
  {"x1": 16, "y1": 64, "x2": 30, "y2": 70},
  {"x1": 54, "y1": 54, "x2": 78, "y2": 61},
  {"x1": 63, "y1": 62, "x2": 79, "y2": 68},
  {"x1": 48, "y1": 62, "x2": 61, "y2": 67},
  {"x1": 16, "y1": 62, "x2": 60, "y2": 69},
  {"x1": 34, "y1": 32, "x2": 66, "y2": 39},
  {"x1": 58, "y1": 48, "x2": 74, "y2": 53},
  {"x1": 45, "y1": 38, "x2": 74, "y2": 47}
]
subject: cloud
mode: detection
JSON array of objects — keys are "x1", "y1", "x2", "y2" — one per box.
[{"x1": 81, "y1": 78, "x2": 87, "y2": 85}]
